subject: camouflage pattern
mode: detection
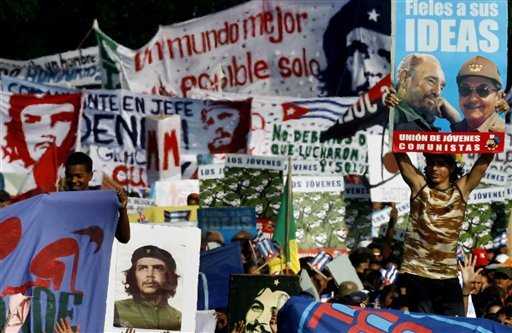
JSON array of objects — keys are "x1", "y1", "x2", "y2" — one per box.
[{"x1": 401, "y1": 184, "x2": 466, "y2": 279}]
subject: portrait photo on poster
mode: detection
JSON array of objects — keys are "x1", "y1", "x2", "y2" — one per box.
[
  {"x1": 104, "y1": 223, "x2": 201, "y2": 333},
  {"x1": 228, "y1": 274, "x2": 301, "y2": 333},
  {"x1": 390, "y1": 0, "x2": 508, "y2": 154}
]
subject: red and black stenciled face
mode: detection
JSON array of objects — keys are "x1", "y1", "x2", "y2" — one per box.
[{"x1": 3, "y1": 94, "x2": 80, "y2": 168}]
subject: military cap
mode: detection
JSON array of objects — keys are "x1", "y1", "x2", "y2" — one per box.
[
  {"x1": 457, "y1": 56, "x2": 502, "y2": 88},
  {"x1": 131, "y1": 245, "x2": 176, "y2": 271}
]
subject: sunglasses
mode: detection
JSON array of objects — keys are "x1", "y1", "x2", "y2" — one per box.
[{"x1": 458, "y1": 84, "x2": 497, "y2": 98}]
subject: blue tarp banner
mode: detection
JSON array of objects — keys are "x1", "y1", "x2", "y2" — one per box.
[
  {"x1": 278, "y1": 296, "x2": 510, "y2": 333},
  {"x1": 197, "y1": 207, "x2": 256, "y2": 243},
  {"x1": 0, "y1": 190, "x2": 118, "y2": 333},
  {"x1": 197, "y1": 242, "x2": 243, "y2": 310}
]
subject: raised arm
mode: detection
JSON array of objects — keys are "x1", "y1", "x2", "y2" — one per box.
[
  {"x1": 115, "y1": 189, "x2": 131, "y2": 243},
  {"x1": 393, "y1": 152, "x2": 426, "y2": 196},
  {"x1": 457, "y1": 154, "x2": 494, "y2": 199}
]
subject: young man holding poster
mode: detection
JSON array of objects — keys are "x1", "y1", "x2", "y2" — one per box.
[
  {"x1": 394, "y1": 151, "x2": 494, "y2": 315},
  {"x1": 64, "y1": 152, "x2": 130, "y2": 243}
]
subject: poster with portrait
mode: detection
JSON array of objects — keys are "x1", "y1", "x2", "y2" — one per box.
[
  {"x1": 104, "y1": 223, "x2": 201, "y2": 333},
  {"x1": 228, "y1": 274, "x2": 301, "y2": 333},
  {"x1": 0, "y1": 92, "x2": 81, "y2": 195},
  {"x1": 391, "y1": 0, "x2": 508, "y2": 153}
]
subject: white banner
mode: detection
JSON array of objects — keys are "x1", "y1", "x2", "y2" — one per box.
[
  {"x1": 89, "y1": 145, "x2": 149, "y2": 196},
  {"x1": 198, "y1": 164, "x2": 226, "y2": 180},
  {"x1": 468, "y1": 186, "x2": 512, "y2": 205},
  {"x1": 0, "y1": 47, "x2": 100, "y2": 87},
  {"x1": 82, "y1": 90, "x2": 251, "y2": 156},
  {"x1": 224, "y1": 153, "x2": 285, "y2": 171},
  {"x1": 291, "y1": 176, "x2": 344, "y2": 193},
  {"x1": 192, "y1": 90, "x2": 369, "y2": 175},
  {"x1": 95, "y1": 0, "x2": 392, "y2": 98}
]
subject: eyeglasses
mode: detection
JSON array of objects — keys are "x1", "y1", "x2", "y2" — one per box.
[{"x1": 458, "y1": 84, "x2": 497, "y2": 98}]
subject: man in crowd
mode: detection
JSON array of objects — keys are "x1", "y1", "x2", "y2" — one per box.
[
  {"x1": 114, "y1": 245, "x2": 181, "y2": 330},
  {"x1": 452, "y1": 56, "x2": 507, "y2": 132},
  {"x1": 394, "y1": 151, "x2": 494, "y2": 315},
  {"x1": 64, "y1": 151, "x2": 130, "y2": 243}
]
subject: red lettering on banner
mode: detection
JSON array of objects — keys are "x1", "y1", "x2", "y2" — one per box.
[
  {"x1": 277, "y1": 48, "x2": 320, "y2": 78},
  {"x1": 348, "y1": 310, "x2": 398, "y2": 333},
  {"x1": 163, "y1": 130, "x2": 180, "y2": 170},
  {"x1": 180, "y1": 52, "x2": 271, "y2": 96},
  {"x1": 307, "y1": 304, "x2": 352, "y2": 329},
  {"x1": 135, "y1": 40, "x2": 165, "y2": 72},
  {"x1": 179, "y1": 49, "x2": 320, "y2": 96},
  {"x1": 135, "y1": 5, "x2": 308, "y2": 72},
  {"x1": 112, "y1": 165, "x2": 147, "y2": 188}
]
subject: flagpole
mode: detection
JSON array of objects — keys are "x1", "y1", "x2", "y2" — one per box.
[{"x1": 284, "y1": 157, "x2": 292, "y2": 272}]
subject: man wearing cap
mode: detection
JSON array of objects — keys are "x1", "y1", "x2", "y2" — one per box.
[
  {"x1": 452, "y1": 56, "x2": 507, "y2": 132},
  {"x1": 114, "y1": 245, "x2": 181, "y2": 330},
  {"x1": 393, "y1": 151, "x2": 494, "y2": 316}
]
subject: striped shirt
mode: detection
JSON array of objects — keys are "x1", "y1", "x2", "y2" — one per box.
[{"x1": 401, "y1": 184, "x2": 466, "y2": 279}]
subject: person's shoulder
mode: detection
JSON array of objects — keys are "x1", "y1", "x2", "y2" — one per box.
[
  {"x1": 164, "y1": 304, "x2": 182, "y2": 318},
  {"x1": 115, "y1": 298, "x2": 136, "y2": 308}
]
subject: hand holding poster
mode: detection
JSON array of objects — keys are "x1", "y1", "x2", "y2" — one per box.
[{"x1": 391, "y1": 0, "x2": 508, "y2": 153}]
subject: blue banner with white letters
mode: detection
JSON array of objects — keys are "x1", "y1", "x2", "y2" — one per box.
[{"x1": 278, "y1": 296, "x2": 510, "y2": 333}]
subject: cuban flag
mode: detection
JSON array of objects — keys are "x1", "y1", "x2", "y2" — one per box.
[
  {"x1": 164, "y1": 209, "x2": 190, "y2": 223},
  {"x1": 281, "y1": 99, "x2": 354, "y2": 123},
  {"x1": 310, "y1": 251, "x2": 333, "y2": 272},
  {"x1": 254, "y1": 230, "x2": 278, "y2": 259}
]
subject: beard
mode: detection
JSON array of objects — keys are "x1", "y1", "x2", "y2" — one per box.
[{"x1": 245, "y1": 321, "x2": 271, "y2": 333}]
